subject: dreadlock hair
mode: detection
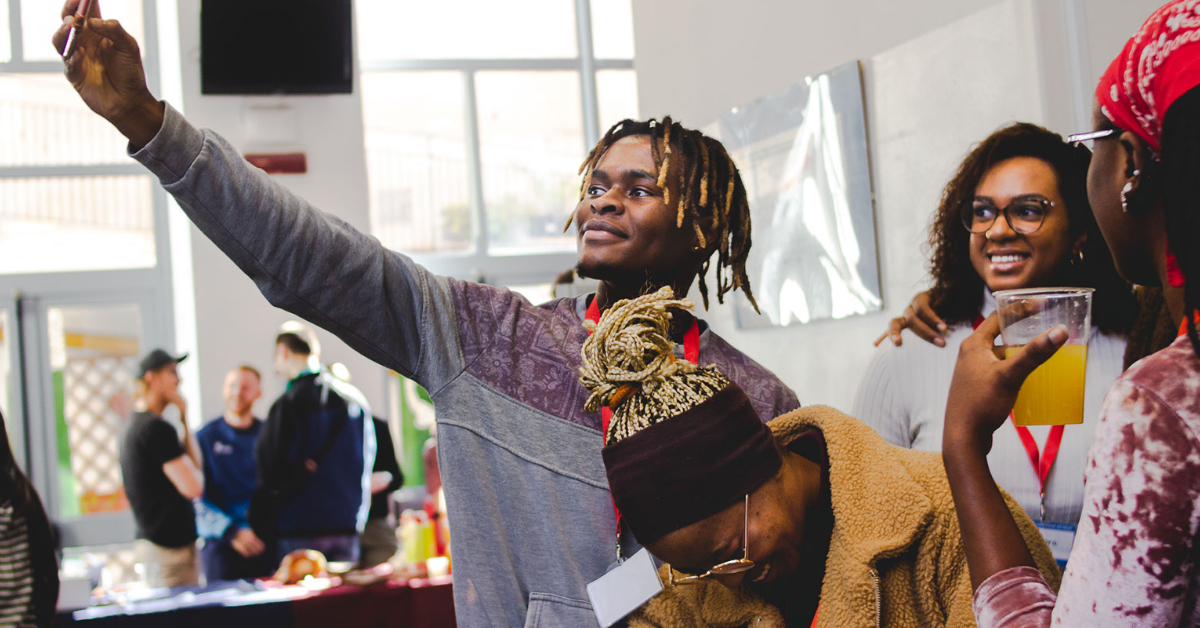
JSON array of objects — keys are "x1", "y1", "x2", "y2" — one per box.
[
  {"x1": 927, "y1": 122, "x2": 1138, "y2": 335},
  {"x1": 571, "y1": 117, "x2": 758, "y2": 312},
  {"x1": 579, "y1": 287, "x2": 729, "y2": 445},
  {"x1": 1160, "y1": 85, "x2": 1200, "y2": 360}
]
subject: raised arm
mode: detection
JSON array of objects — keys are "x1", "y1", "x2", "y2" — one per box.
[
  {"x1": 942, "y1": 314, "x2": 1065, "y2": 588},
  {"x1": 54, "y1": 0, "x2": 466, "y2": 390}
]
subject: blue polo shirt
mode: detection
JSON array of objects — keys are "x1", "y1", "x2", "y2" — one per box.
[{"x1": 195, "y1": 416, "x2": 262, "y2": 539}]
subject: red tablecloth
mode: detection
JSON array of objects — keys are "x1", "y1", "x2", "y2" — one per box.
[
  {"x1": 58, "y1": 577, "x2": 456, "y2": 628},
  {"x1": 293, "y1": 577, "x2": 456, "y2": 628}
]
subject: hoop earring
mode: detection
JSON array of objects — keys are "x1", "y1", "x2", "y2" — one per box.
[
  {"x1": 1120, "y1": 169, "x2": 1141, "y2": 213},
  {"x1": 1071, "y1": 250, "x2": 1084, "y2": 267}
]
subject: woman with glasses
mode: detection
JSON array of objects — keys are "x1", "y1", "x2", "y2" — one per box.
[
  {"x1": 853, "y1": 124, "x2": 1136, "y2": 548},
  {"x1": 582, "y1": 287, "x2": 1058, "y2": 628},
  {"x1": 945, "y1": 2, "x2": 1200, "y2": 625}
]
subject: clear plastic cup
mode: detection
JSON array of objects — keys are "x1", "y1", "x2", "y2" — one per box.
[{"x1": 994, "y1": 287, "x2": 1094, "y2": 426}]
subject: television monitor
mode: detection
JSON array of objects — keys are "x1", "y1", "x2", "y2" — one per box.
[{"x1": 200, "y1": 0, "x2": 354, "y2": 95}]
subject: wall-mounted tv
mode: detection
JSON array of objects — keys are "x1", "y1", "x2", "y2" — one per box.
[{"x1": 200, "y1": 0, "x2": 354, "y2": 95}]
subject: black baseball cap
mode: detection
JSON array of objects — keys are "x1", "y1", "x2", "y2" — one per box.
[{"x1": 138, "y1": 348, "x2": 188, "y2": 378}]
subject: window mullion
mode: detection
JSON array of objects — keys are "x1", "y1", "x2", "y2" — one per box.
[
  {"x1": 462, "y1": 69, "x2": 489, "y2": 267},
  {"x1": 9, "y1": 0, "x2": 24, "y2": 64},
  {"x1": 575, "y1": 0, "x2": 600, "y2": 149},
  {"x1": 140, "y1": 0, "x2": 160, "y2": 95}
]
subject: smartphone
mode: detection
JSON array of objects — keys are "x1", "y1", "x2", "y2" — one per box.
[{"x1": 62, "y1": 0, "x2": 93, "y2": 57}]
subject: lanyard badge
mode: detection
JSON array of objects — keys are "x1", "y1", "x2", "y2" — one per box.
[{"x1": 586, "y1": 548, "x2": 664, "y2": 628}]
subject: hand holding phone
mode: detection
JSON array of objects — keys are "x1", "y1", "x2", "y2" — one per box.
[
  {"x1": 62, "y1": 0, "x2": 93, "y2": 57},
  {"x1": 54, "y1": 0, "x2": 164, "y2": 148}
]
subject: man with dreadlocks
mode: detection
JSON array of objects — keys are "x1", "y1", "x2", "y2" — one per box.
[
  {"x1": 580, "y1": 287, "x2": 1059, "y2": 627},
  {"x1": 55, "y1": 5, "x2": 799, "y2": 626}
]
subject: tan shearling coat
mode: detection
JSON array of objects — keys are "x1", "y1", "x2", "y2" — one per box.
[{"x1": 629, "y1": 405, "x2": 1061, "y2": 628}]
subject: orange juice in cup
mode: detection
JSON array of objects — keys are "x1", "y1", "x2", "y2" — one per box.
[
  {"x1": 995, "y1": 288, "x2": 1093, "y2": 427},
  {"x1": 1004, "y1": 344, "x2": 1087, "y2": 426}
]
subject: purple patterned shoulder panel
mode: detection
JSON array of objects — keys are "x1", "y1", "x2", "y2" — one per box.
[{"x1": 448, "y1": 280, "x2": 800, "y2": 431}]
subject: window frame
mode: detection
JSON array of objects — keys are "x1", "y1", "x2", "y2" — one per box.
[
  {"x1": 0, "y1": 0, "x2": 170, "y2": 277},
  {"x1": 0, "y1": 0, "x2": 180, "y2": 548},
  {"x1": 357, "y1": 0, "x2": 635, "y2": 286}
]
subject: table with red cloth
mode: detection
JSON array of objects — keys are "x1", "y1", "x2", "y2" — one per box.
[{"x1": 55, "y1": 576, "x2": 456, "y2": 628}]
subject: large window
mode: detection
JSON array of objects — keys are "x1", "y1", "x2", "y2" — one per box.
[
  {"x1": 1, "y1": 0, "x2": 178, "y2": 554},
  {"x1": 0, "y1": 0, "x2": 162, "y2": 275},
  {"x1": 357, "y1": 0, "x2": 638, "y2": 285}
]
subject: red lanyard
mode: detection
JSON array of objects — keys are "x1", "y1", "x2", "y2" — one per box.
[
  {"x1": 586, "y1": 295, "x2": 699, "y2": 557},
  {"x1": 974, "y1": 315, "x2": 1064, "y2": 521},
  {"x1": 1180, "y1": 314, "x2": 1200, "y2": 338}
]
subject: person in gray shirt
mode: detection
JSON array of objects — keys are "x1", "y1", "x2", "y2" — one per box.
[{"x1": 54, "y1": 6, "x2": 800, "y2": 626}]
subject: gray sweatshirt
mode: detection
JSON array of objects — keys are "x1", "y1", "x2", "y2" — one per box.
[{"x1": 132, "y1": 104, "x2": 800, "y2": 628}]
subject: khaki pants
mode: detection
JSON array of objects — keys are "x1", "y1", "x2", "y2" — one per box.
[
  {"x1": 358, "y1": 518, "x2": 399, "y2": 568},
  {"x1": 134, "y1": 539, "x2": 199, "y2": 587}
]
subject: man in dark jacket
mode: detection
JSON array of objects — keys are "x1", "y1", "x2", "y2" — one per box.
[{"x1": 252, "y1": 329, "x2": 375, "y2": 563}]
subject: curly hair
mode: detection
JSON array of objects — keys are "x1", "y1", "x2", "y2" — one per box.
[
  {"x1": 927, "y1": 122, "x2": 1137, "y2": 335},
  {"x1": 571, "y1": 117, "x2": 756, "y2": 312}
]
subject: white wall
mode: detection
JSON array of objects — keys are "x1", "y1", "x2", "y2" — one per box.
[
  {"x1": 167, "y1": 0, "x2": 387, "y2": 422},
  {"x1": 631, "y1": 0, "x2": 1163, "y2": 411},
  {"x1": 631, "y1": 0, "x2": 1004, "y2": 126}
]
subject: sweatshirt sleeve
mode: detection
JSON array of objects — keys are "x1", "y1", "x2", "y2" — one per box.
[
  {"x1": 972, "y1": 567, "x2": 1056, "y2": 628},
  {"x1": 852, "y1": 343, "x2": 912, "y2": 447},
  {"x1": 256, "y1": 394, "x2": 306, "y2": 493},
  {"x1": 131, "y1": 104, "x2": 466, "y2": 393}
]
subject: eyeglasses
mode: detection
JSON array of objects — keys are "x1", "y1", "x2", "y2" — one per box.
[
  {"x1": 667, "y1": 494, "x2": 755, "y2": 585},
  {"x1": 961, "y1": 198, "x2": 1052, "y2": 235},
  {"x1": 1066, "y1": 128, "x2": 1117, "y2": 148}
]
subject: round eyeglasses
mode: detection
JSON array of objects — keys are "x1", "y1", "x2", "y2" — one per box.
[
  {"x1": 667, "y1": 494, "x2": 755, "y2": 585},
  {"x1": 961, "y1": 198, "x2": 1052, "y2": 235}
]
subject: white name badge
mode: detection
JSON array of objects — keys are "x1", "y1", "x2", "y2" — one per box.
[
  {"x1": 1035, "y1": 520, "x2": 1076, "y2": 568},
  {"x1": 586, "y1": 548, "x2": 664, "y2": 628}
]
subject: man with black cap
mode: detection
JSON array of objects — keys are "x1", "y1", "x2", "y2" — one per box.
[{"x1": 120, "y1": 348, "x2": 202, "y2": 587}]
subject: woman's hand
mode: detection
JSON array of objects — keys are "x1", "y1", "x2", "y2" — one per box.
[
  {"x1": 943, "y1": 312, "x2": 1065, "y2": 589},
  {"x1": 943, "y1": 313, "x2": 1067, "y2": 454},
  {"x1": 52, "y1": 0, "x2": 163, "y2": 148},
  {"x1": 874, "y1": 291, "x2": 949, "y2": 347}
]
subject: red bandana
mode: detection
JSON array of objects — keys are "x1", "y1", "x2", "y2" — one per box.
[{"x1": 1096, "y1": 0, "x2": 1200, "y2": 153}]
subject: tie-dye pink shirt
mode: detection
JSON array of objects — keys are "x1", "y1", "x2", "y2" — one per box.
[{"x1": 973, "y1": 333, "x2": 1200, "y2": 627}]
